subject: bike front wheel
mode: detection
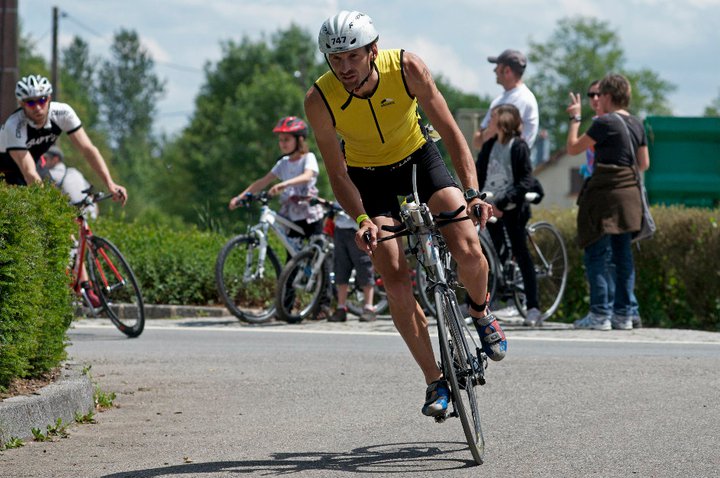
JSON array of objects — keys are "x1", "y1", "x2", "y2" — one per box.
[
  {"x1": 513, "y1": 221, "x2": 568, "y2": 320},
  {"x1": 417, "y1": 232, "x2": 497, "y2": 318},
  {"x1": 436, "y1": 290, "x2": 485, "y2": 465},
  {"x1": 86, "y1": 236, "x2": 145, "y2": 338},
  {"x1": 275, "y1": 249, "x2": 327, "y2": 323},
  {"x1": 215, "y1": 234, "x2": 281, "y2": 324}
]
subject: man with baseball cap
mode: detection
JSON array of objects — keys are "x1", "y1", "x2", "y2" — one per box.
[{"x1": 473, "y1": 49, "x2": 539, "y2": 149}]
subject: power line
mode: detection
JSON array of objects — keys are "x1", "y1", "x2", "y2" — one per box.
[{"x1": 60, "y1": 9, "x2": 202, "y2": 74}]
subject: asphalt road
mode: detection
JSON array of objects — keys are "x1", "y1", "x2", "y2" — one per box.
[{"x1": 1, "y1": 317, "x2": 719, "y2": 477}]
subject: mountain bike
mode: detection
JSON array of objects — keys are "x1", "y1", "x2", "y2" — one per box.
[
  {"x1": 478, "y1": 192, "x2": 569, "y2": 321},
  {"x1": 275, "y1": 197, "x2": 395, "y2": 323},
  {"x1": 377, "y1": 165, "x2": 487, "y2": 465},
  {"x1": 215, "y1": 191, "x2": 306, "y2": 324},
  {"x1": 71, "y1": 188, "x2": 145, "y2": 338}
]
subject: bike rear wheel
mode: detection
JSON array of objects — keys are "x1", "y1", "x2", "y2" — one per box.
[
  {"x1": 513, "y1": 221, "x2": 568, "y2": 320},
  {"x1": 215, "y1": 234, "x2": 281, "y2": 324},
  {"x1": 436, "y1": 290, "x2": 485, "y2": 465},
  {"x1": 86, "y1": 236, "x2": 145, "y2": 338},
  {"x1": 275, "y1": 249, "x2": 327, "y2": 323},
  {"x1": 346, "y1": 271, "x2": 389, "y2": 316}
]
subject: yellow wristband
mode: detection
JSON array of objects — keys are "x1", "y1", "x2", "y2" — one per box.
[{"x1": 356, "y1": 213, "x2": 370, "y2": 226}]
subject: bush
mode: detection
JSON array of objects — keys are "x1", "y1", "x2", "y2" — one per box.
[
  {"x1": 533, "y1": 205, "x2": 720, "y2": 331},
  {"x1": 0, "y1": 184, "x2": 75, "y2": 389}
]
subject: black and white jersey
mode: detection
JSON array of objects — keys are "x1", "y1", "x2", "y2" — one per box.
[{"x1": 0, "y1": 101, "x2": 82, "y2": 167}]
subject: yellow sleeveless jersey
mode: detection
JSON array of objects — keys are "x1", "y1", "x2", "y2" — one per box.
[{"x1": 314, "y1": 49, "x2": 427, "y2": 167}]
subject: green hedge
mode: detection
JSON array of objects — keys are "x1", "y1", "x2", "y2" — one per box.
[
  {"x1": 94, "y1": 204, "x2": 720, "y2": 331},
  {"x1": 0, "y1": 184, "x2": 75, "y2": 389},
  {"x1": 533, "y1": 205, "x2": 720, "y2": 331}
]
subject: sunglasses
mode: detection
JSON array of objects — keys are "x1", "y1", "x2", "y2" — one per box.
[
  {"x1": 586, "y1": 92, "x2": 600, "y2": 99},
  {"x1": 23, "y1": 96, "x2": 49, "y2": 107}
]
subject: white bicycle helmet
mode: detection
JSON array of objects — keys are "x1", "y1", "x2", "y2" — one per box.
[
  {"x1": 15, "y1": 75, "x2": 53, "y2": 101},
  {"x1": 318, "y1": 11, "x2": 379, "y2": 54}
]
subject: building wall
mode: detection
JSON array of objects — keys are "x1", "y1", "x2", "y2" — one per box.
[{"x1": 534, "y1": 152, "x2": 585, "y2": 210}]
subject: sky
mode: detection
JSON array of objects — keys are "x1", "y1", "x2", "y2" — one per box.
[{"x1": 18, "y1": 0, "x2": 720, "y2": 137}]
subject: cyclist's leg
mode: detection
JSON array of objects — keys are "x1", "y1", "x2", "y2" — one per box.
[
  {"x1": 428, "y1": 186, "x2": 506, "y2": 361},
  {"x1": 371, "y1": 215, "x2": 442, "y2": 385}
]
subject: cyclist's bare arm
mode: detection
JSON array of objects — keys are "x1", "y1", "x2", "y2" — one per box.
[
  {"x1": 268, "y1": 168, "x2": 317, "y2": 196},
  {"x1": 9, "y1": 150, "x2": 42, "y2": 184},
  {"x1": 304, "y1": 86, "x2": 377, "y2": 253},
  {"x1": 402, "y1": 51, "x2": 491, "y2": 227},
  {"x1": 68, "y1": 127, "x2": 127, "y2": 205},
  {"x1": 229, "y1": 171, "x2": 277, "y2": 209}
]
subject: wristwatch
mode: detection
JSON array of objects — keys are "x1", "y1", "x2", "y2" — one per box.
[
  {"x1": 569, "y1": 114, "x2": 582, "y2": 122},
  {"x1": 464, "y1": 188, "x2": 481, "y2": 202}
]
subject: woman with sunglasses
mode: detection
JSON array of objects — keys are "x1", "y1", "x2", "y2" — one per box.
[
  {"x1": 0, "y1": 74, "x2": 126, "y2": 205},
  {"x1": 566, "y1": 73, "x2": 649, "y2": 331}
]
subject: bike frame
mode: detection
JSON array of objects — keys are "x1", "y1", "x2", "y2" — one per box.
[
  {"x1": 378, "y1": 169, "x2": 486, "y2": 464},
  {"x1": 241, "y1": 203, "x2": 305, "y2": 283},
  {"x1": 70, "y1": 193, "x2": 125, "y2": 310}
]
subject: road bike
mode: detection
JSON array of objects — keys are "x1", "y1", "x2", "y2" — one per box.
[
  {"x1": 416, "y1": 192, "x2": 569, "y2": 323},
  {"x1": 215, "y1": 191, "x2": 306, "y2": 324},
  {"x1": 377, "y1": 165, "x2": 487, "y2": 465},
  {"x1": 71, "y1": 188, "x2": 145, "y2": 338}
]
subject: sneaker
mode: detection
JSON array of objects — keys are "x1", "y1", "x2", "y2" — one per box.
[
  {"x1": 359, "y1": 307, "x2": 376, "y2": 322},
  {"x1": 421, "y1": 379, "x2": 449, "y2": 417},
  {"x1": 314, "y1": 305, "x2": 332, "y2": 321},
  {"x1": 85, "y1": 288, "x2": 102, "y2": 308},
  {"x1": 611, "y1": 315, "x2": 634, "y2": 330},
  {"x1": 632, "y1": 316, "x2": 642, "y2": 328},
  {"x1": 524, "y1": 307, "x2": 542, "y2": 327},
  {"x1": 473, "y1": 313, "x2": 507, "y2": 362},
  {"x1": 574, "y1": 312, "x2": 611, "y2": 331},
  {"x1": 328, "y1": 307, "x2": 347, "y2": 322}
]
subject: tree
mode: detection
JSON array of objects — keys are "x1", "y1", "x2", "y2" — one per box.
[
  {"x1": 155, "y1": 27, "x2": 327, "y2": 229},
  {"x1": 704, "y1": 90, "x2": 720, "y2": 117},
  {"x1": 61, "y1": 36, "x2": 99, "y2": 125},
  {"x1": 95, "y1": 29, "x2": 165, "y2": 215},
  {"x1": 527, "y1": 17, "x2": 675, "y2": 152}
]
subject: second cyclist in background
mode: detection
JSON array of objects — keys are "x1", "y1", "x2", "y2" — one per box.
[
  {"x1": 228, "y1": 116, "x2": 330, "y2": 319},
  {"x1": 476, "y1": 104, "x2": 542, "y2": 326},
  {"x1": 228, "y1": 116, "x2": 325, "y2": 249}
]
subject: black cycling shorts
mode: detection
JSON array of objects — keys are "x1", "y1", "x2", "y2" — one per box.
[
  {"x1": 347, "y1": 141, "x2": 459, "y2": 220},
  {"x1": 0, "y1": 158, "x2": 26, "y2": 186}
]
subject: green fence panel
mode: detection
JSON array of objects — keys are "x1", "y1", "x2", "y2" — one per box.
[{"x1": 645, "y1": 116, "x2": 720, "y2": 208}]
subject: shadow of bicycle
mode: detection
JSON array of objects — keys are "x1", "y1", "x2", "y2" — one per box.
[{"x1": 100, "y1": 441, "x2": 478, "y2": 477}]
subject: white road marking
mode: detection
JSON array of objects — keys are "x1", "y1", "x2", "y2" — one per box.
[{"x1": 70, "y1": 321, "x2": 720, "y2": 346}]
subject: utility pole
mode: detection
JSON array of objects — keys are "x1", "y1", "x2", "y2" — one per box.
[
  {"x1": 51, "y1": 5, "x2": 59, "y2": 101},
  {"x1": 0, "y1": 0, "x2": 19, "y2": 122}
]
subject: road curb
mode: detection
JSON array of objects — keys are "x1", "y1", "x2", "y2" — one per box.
[
  {"x1": 0, "y1": 362, "x2": 94, "y2": 444},
  {"x1": 75, "y1": 304, "x2": 229, "y2": 319}
]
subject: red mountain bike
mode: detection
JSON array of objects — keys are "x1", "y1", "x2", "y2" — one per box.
[{"x1": 71, "y1": 189, "x2": 145, "y2": 338}]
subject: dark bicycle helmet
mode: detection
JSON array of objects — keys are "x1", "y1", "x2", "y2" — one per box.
[{"x1": 272, "y1": 116, "x2": 308, "y2": 138}]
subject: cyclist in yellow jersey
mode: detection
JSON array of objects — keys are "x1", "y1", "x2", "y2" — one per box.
[{"x1": 305, "y1": 11, "x2": 508, "y2": 418}]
